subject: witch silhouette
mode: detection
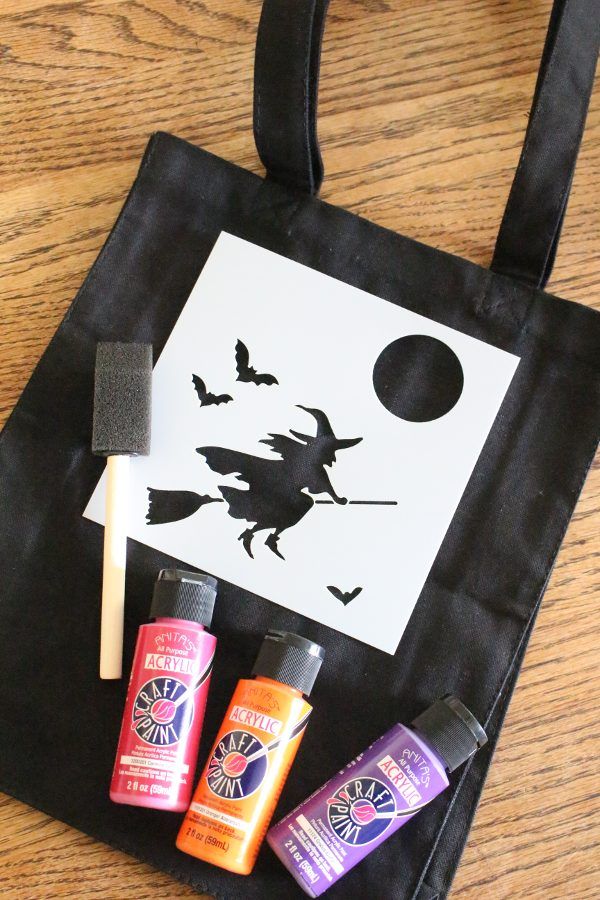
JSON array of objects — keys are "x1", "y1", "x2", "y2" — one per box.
[{"x1": 147, "y1": 406, "x2": 362, "y2": 559}]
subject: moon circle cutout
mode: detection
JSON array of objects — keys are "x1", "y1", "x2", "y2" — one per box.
[{"x1": 373, "y1": 335, "x2": 464, "y2": 422}]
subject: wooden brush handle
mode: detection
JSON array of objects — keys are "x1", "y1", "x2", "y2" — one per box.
[{"x1": 100, "y1": 455, "x2": 130, "y2": 679}]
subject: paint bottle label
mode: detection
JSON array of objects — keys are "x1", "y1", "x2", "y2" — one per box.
[
  {"x1": 177, "y1": 677, "x2": 312, "y2": 874},
  {"x1": 267, "y1": 723, "x2": 449, "y2": 896},
  {"x1": 110, "y1": 620, "x2": 215, "y2": 812}
]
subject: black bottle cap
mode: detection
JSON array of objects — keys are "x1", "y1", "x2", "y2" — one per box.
[
  {"x1": 411, "y1": 695, "x2": 487, "y2": 773},
  {"x1": 252, "y1": 630, "x2": 325, "y2": 696},
  {"x1": 150, "y1": 569, "x2": 217, "y2": 628}
]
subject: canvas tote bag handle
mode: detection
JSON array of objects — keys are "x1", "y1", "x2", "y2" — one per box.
[{"x1": 253, "y1": 0, "x2": 599, "y2": 290}]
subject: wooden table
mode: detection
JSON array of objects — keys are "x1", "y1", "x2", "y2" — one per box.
[{"x1": 0, "y1": 1, "x2": 598, "y2": 896}]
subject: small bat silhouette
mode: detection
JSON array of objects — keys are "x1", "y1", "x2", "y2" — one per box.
[
  {"x1": 192, "y1": 374, "x2": 233, "y2": 407},
  {"x1": 327, "y1": 586, "x2": 363, "y2": 605},
  {"x1": 235, "y1": 339, "x2": 278, "y2": 386}
]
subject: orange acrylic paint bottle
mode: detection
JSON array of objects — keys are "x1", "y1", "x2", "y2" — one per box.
[{"x1": 176, "y1": 630, "x2": 324, "y2": 874}]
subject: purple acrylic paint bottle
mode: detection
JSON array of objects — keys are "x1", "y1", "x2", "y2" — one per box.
[{"x1": 267, "y1": 695, "x2": 486, "y2": 897}]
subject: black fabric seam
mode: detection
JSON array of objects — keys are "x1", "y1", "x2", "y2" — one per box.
[{"x1": 408, "y1": 423, "x2": 599, "y2": 900}]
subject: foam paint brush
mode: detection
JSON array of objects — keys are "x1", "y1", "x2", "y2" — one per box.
[{"x1": 92, "y1": 342, "x2": 152, "y2": 679}]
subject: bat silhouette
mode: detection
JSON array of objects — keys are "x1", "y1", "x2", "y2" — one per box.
[
  {"x1": 192, "y1": 374, "x2": 233, "y2": 407},
  {"x1": 327, "y1": 586, "x2": 363, "y2": 605},
  {"x1": 235, "y1": 339, "x2": 278, "y2": 386}
]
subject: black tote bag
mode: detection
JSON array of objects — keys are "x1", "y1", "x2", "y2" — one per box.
[{"x1": 0, "y1": 1, "x2": 598, "y2": 898}]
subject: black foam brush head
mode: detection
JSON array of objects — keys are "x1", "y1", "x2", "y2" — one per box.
[{"x1": 92, "y1": 342, "x2": 152, "y2": 456}]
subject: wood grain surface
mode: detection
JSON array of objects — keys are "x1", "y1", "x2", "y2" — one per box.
[{"x1": 0, "y1": 0, "x2": 598, "y2": 897}]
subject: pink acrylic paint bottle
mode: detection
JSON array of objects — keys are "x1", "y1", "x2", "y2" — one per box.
[{"x1": 110, "y1": 569, "x2": 218, "y2": 812}]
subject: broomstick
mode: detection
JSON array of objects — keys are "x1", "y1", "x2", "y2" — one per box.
[{"x1": 146, "y1": 488, "x2": 397, "y2": 525}]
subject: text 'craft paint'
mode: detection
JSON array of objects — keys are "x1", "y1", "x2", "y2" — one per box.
[
  {"x1": 177, "y1": 630, "x2": 324, "y2": 874},
  {"x1": 267, "y1": 695, "x2": 487, "y2": 896},
  {"x1": 110, "y1": 570, "x2": 218, "y2": 812}
]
